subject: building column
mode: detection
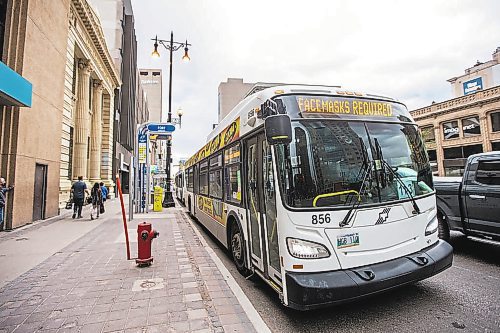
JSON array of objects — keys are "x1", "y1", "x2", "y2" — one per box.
[
  {"x1": 89, "y1": 79, "x2": 103, "y2": 182},
  {"x1": 73, "y1": 59, "x2": 92, "y2": 180},
  {"x1": 434, "y1": 123, "x2": 445, "y2": 176},
  {"x1": 479, "y1": 114, "x2": 491, "y2": 152}
]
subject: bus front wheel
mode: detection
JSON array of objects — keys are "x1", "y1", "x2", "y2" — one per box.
[{"x1": 230, "y1": 223, "x2": 251, "y2": 277}]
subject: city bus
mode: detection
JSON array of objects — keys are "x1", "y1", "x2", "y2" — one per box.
[
  {"x1": 174, "y1": 169, "x2": 185, "y2": 204},
  {"x1": 182, "y1": 85, "x2": 453, "y2": 310}
]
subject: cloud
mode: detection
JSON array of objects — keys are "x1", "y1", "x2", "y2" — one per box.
[{"x1": 131, "y1": 0, "x2": 500, "y2": 171}]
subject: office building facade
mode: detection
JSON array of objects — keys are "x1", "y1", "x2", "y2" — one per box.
[
  {"x1": 411, "y1": 47, "x2": 500, "y2": 176},
  {"x1": 0, "y1": 0, "x2": 119, "y2": 229}
]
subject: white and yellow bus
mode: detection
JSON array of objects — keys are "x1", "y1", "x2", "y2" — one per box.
[
  {"x1": 182, "y1": 85, "x2": 453, "y2": 310},
  {"x1": 174, "y1": 168, "x2": 185, "y2": 205}
]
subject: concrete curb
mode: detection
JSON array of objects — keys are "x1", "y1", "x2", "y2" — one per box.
[{"x1": 180, "y1": 208, "x2": 272, "y2": 333}]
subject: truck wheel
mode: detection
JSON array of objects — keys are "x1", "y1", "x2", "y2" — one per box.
[
  {"x1": 438, "y1": 214, "x2": 450, "y2": 242},
  {"x1": 230, "y1": 223, "x2": 252, "y2": 277}
]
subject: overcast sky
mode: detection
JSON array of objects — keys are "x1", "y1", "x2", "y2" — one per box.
[{"x1": 130, "y1": 0, "x2": 500, "y2": 172}]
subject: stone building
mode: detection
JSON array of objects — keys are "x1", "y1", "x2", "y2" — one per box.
[
  {"x1": 410, "y1": 47, "x2": 500, "y2": 176},
  {"x1": 0, "y1": 0, "x2": 119, "y2": 229},
  {"x1": 58, "y1": 0, "x2": 120, "y2": 207}
]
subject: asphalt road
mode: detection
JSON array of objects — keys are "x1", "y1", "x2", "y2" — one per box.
[{"x1": 186, "y1": 211, "x2": 500, "y2": 333}]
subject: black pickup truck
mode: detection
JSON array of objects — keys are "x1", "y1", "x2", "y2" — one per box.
[{"x1": 434, "y1": 152, "x2": 500, "y2": 242}]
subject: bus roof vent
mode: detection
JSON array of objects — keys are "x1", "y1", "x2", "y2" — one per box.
[
  {"x1": 365, "y1": 93, "x2": 395, "y2": 101},
  {"x1": 290, "y1": 89, "x2": 334, "y2": 94}
]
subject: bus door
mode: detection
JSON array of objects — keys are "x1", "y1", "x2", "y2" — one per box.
[
  {"x1": 246, "y1": 135, "x2": 264, "y2": 272},
  {"x1": 245, "y1": 133, "x2": 281, "y2": 286},
  {"x1": 261, "y1": 138, "x2": 281, "y2": 286}
]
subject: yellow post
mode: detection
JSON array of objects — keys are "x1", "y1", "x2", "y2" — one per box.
[{"x1": 153, "y1": 186, "x2": 163, "y2": 212}]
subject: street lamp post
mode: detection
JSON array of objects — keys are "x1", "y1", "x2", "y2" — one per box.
[{"x1": 151, "y1": 32, "x2": 190, "y2": 208}]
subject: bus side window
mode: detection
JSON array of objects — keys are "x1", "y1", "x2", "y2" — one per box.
[
  {"x1": 224, "y1": 143, "x2": 242, "y2": 204},
  {"x1": 194, "y1": 165, "x2": 199, "y2": 194},
  {"x1": 199, "y1": 160, "x2": 209, "y2": 195}
]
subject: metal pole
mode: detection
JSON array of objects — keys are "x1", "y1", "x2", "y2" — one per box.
[{"x1": 163, "y1": 31, "x2": 175, "y2": 207}]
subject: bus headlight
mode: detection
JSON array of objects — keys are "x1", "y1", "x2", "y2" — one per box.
[
  {"x1": 425, "y1": 216, "x2": 438, "y2": 236},
  {"x1": 287, "y1": 238, "x2": 330, "y2": 259}
]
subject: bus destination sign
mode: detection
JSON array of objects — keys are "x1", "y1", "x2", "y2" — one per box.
[
  {"x1": 278, "y1": 95, "x2": 412, "y2": 122},
  {"x1": 297, "y1": 96, "x2": 394, "y2": 117}
]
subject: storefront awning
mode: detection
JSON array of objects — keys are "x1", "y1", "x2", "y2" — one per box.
[{"x1": 0, "y1": 61, "x2": 32, "y2": 107}]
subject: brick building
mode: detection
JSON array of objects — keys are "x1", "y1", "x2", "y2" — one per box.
[{"x1": 410, "y1": 47, "x2": 500, "y2": 176}]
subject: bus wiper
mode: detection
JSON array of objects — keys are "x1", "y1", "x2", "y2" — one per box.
[
  {"x1": 339, "y1": 138, "x2": 372, "y2": 228},
  {"x1": 374, "y1": 138, "x2": 421, "y2": 215}
]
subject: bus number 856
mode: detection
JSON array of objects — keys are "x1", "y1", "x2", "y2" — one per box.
[{"x1": 312, "y1": 213, "x2": 331, "y2": 224}]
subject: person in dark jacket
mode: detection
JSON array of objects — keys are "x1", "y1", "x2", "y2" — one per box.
[
  {"x1": 90, "y1": 182, "x2": 103, "y2": 220},
  {"x1": 0, "y1": 177, "x2": 14, "y2": 231},
  {"x1": 71, "y1": 176, "x2": 88, "y2": 219}
]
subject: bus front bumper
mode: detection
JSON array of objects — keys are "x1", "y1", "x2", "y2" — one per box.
[{"x1": 285, "y1": 240, "x2": 453, "y2": 311}]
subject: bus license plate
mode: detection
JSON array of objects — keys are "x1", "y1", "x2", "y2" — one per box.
[{"x1": 337, "y1": 233, "x2": 359, "y2": 249}]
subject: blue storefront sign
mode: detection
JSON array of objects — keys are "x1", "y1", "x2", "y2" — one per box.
[
  {"x1": 0, "y1": 61, "x2": 32, "y2": 107},
  {"x1": 147, "y1": 123, "x2": 175, "y2": 133},
  {"x1": 463, "y1": 77, "x2": 483, "y2": 95}
]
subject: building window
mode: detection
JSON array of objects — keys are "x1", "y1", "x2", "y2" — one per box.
[
  {"x1": 463, "y1": 144, "x2": 483, "y2": 157},
  {"x1": 0, "y1": 0, "x2": 7, "y2": 58},
  {"x1": 140, "y1": 71, "x2": 148, "y2": 76},
  {"x1": 427, "y1": 149, "x2": 438, "y2": 174},
  {"x1": 421, "y1": 126, "x2": 435, "y2": 144},
  {"x1": 442, "y1": 121, "x2": 459, "y2": 140},
  {"x1": 475, "y1": 160, "x2": 500, "y2": 186},
  {"x1": 443, "y1": 144, "x2": 483, "y2": 160},
  {"x1": 443, "y1": 147, "x2": 462, "y2": 159},
  {"x1": 152, "y1": 72, "x2": 161, "y2": 76},
  {"x1": 427, "y1": 149, "x2": 437, "y2": 161},
  {"x1": 492, "y1": 142, "x2": 500, "y2": 151},
  {"x1": 462, "y1": 116, "x2": 481, "y2": 137},
  {"x1": 68, "y1": 127, "x2": 74, "y2": 180},
  {"x1": 491, "y1": 112, "x2": 500, "y2": 132},
  {"x1": 71, "y1": 58, "x2": 77, "y2": 95}
]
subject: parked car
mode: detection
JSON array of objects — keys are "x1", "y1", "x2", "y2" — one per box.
[{"x1": 434, "y1": 152, "x2": 500, "y2": 242}]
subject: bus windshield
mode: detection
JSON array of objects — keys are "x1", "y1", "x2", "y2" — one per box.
[{"x1": 275, "y1": 120, "x2": 433, "y2": 209}]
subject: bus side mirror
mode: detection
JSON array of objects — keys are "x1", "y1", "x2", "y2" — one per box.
[{"x1": 265, "y1": 115, "x2": 292, "y2": 145}]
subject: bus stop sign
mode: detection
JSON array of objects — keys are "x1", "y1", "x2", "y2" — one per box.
[{"x1": 147, "y1": 123, "x2": 175, "y2": 134}]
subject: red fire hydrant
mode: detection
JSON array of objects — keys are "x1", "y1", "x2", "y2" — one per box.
[{"x1": 136, "y1": 222, "x2": 159, "y2": 266}]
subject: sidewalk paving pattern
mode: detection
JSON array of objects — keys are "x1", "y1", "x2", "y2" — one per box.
[{"x1": 0, "y1": 205, "x2": 259, "y2": 333}]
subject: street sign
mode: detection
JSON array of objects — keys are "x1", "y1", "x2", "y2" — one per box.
[{"x1": 147, "y1": 123, "x2": 175, "y2": 133}]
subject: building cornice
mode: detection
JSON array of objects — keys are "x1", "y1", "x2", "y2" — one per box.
[
  {"x1": 410, "y1": 85, "x2": 500, "y2": 121},
  {"x1": 72, "y1": 0, "x2": 121, "y2": 87}
]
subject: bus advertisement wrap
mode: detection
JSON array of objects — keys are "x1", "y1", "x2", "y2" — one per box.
[{"x1": 186, "y1": 118, "x2": 240, "y2": 168}]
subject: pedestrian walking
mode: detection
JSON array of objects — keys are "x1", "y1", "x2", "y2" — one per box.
[
  {"x1": 0, "y1": 177, "x2": 14, "y2": 231},
  {"x1": 100, "y1": 182, "x2": 108, "y2": 202},
  {"x1": 71, "y1": 176, "x2": 88, "y2": 219},
  {"x1": 90, "y1": 182, "x2": 103, "y2": 220}
]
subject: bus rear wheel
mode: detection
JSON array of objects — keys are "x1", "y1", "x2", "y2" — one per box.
[{"x1": 230, "y1": 223, "x2": 251, "y2": 277}]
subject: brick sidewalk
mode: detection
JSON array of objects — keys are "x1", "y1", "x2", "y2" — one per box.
[{"x1": 0, "y1": 205, "x2": 263, "y2": 332}]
